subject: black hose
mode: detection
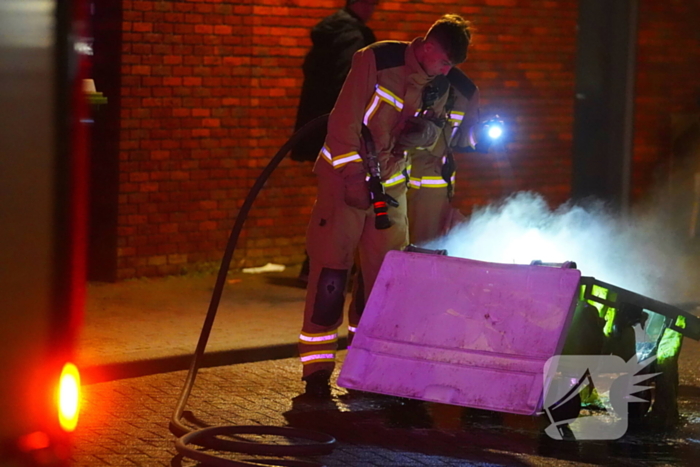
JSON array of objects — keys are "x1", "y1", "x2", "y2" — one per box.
[{"x1": 169, "y1": 114, "x2": 335, "y2": 467}]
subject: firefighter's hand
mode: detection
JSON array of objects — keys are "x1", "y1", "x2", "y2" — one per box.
[
  {"x1": 395, "y1": 116, "x2": 442, "y2": 153},
  {"x1": 344, "y1": 173, "x2": 371, "y2": 210}
]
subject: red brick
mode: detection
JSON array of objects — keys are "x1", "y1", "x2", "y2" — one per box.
[
  {"x1": 183, "y1": 77, "x2": 202, "y2": 86},
  {"x1": 194, "y1": 24, "x2": 214, "y2": 34},
  {"x1": 192, "y1": 129, "x2": 211, "y2": 137},
  {"x1": 131, "y1": 65, "x2": 151, "y2": 75},
  {"x1": 214, "y1": 25, "x2": 233, "y2": 35},
  {"x1": 115, "y1": 0, "x2": 697, "y2": 279}
]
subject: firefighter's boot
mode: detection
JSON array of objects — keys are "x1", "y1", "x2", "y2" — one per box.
[{"x1": 302, "y1": 369, "x2": 332, "y2": 399}]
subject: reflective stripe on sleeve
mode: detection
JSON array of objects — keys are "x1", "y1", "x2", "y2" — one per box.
[
  {"x1": 348, "y1": 325, "x2": 358, "y2": 333},
  {"x1": 449, "y1": 111, "x2": 464, "y2": 124},
  {"x1": 449, "y1": 112, "x2": 465, "y2": 139},
  {"x1": 320, "y1": 145, "x2": 363, "y2": 169}
]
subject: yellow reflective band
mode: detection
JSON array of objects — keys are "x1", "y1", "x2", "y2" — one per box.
[
  {"x1": 300, "y1": 351, "x2": 336, "y2": 364},
  {"x1": 382, "y1": 171, "x2": 406, "y2": 187},
  {"x1": 332, "y1": 153, "x2": 362, "y2": 167},
  {"x1": 408, "y1": 177, "x2": 422, "y2": 189},
  {"x1": 364, "y1": 85, "x2": 403, "y2": 124},
  {"x1": 299, "y1": 331, "x2": 338, "y2": 344},
  {"x1": 320, "y1": 146, "x2": 333, "y2": 164},
  {"x1": 376, "y1": 85, "x2": 403, "y2": 110},
  {"x1": 300, "y1": 330, "x2": 339, "y2": 338},
  {"x1": 449, "y1": 111, "x2": 464, "y2": 124},
  {"x1": 364, "y1": 95, "x2": 381, "y2": 125},
  {"x1": 321, "y1": 145, "x2": 363, "y2": 168},
  {"x1": 348, "y1": 325, "x2": 358, "y2": 333},
  {"x1": 420, "y1": 176, "x2": 448, "y2": 188}
]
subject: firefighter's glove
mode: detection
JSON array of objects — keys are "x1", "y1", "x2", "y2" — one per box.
[
  {"x1": 344, "y1": 172, "x2": 371, "y2": 210},
  {"x1": 394, "y1": 116, "x2": 442, "y2": 155}
]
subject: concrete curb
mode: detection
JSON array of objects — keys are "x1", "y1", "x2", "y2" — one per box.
[{"x1": 82, "y1": 338, "x2": 349, "y2": 385}]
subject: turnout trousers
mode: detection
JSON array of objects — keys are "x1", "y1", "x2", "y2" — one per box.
[
  {"x1": 299, "y1": 174, "x2": 408, "y2": 377},
  {"x1": 407, "y1": 185, "x2": 452, "y2": 245}
]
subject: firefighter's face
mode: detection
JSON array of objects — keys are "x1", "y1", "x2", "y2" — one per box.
[{"x1": 420, "y1": 40, "x2": 453, "y2": 77}]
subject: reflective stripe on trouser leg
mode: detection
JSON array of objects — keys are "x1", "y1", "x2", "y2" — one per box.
[
  {"x1": 301, "y1": 172, "x2": 365, "y2": 377},
  {"x1": 299, "y1": 263, "x2": 348, "y2": 377},
  {"x1": 299, "y1": 330, "x2": 339, "y2": 365},
  {"x1": 300, "y1": 350, "x2": 337, "y2": 365},
  {"x1": 299, "y1": 329, "x2": 339, "y2": 345}
]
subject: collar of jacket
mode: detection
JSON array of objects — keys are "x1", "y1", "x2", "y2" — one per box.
[{"x1": 406, "y1": 38, "x2": 432, "y2": 87}]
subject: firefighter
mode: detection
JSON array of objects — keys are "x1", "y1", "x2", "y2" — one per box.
[
  {"x1": 298, "y1": 14, "x2": 473, "y2": 398},
  {"x1": 344, "y1": 56, "x2": 494, "y2": 347},
  {"x1": 407, "y1": 68, "x2": 488, "y2": 245}
]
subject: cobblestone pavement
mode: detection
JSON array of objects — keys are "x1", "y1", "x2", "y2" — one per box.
[
  {"x1": 80, "y1": 269, "x2": 314, "y2": 377},
  {"x1": 71, "y1": 351, "x2": 700, "y2": 467}
]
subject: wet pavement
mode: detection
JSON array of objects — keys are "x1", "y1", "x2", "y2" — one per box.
[
  {"x1": 71, "y1": 351, "x2": 700, "y2": 466},
  {"x1": 72, "y1": 266, "x2": 700, "y2": 466}
]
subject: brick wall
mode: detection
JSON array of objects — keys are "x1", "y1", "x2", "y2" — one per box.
[
  {"x1": 633, "y1": 0, "x2": 700, "y2": 200},
  {"x1": 116, "y1": 0, "x2": 697, "y2": 279}
]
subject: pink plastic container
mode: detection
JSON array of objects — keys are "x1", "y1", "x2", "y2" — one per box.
[{"x1": 337, "y1": 251, "x2": 581, "y2": 415}]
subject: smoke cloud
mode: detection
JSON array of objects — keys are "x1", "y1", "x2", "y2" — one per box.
[{"x1": 425, "y1": 191, "x2": 699, "y2": 304}]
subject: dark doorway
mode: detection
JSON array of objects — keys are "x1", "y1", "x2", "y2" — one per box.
[
  {"x1": 87, "y1": 0, "x2": 121, "y2": 281},
  {"x1": 571, "y1": 0, "x2": 638, "y2": 213}
]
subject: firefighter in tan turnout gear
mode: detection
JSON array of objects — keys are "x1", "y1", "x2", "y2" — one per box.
[
  {"x1": 345, "y1": 67, "x2": 488, "y2": 345},
  {"x1": 298, "y1": 14, "x2": 473, "y2": 398},
  {"x1": 407, "y1": 69, "x2": 485, "y2": 245}
]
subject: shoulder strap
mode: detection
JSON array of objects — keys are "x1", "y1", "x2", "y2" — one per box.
[{"x1": 447, "y1": 67, "x2": 477, "y2": 100}]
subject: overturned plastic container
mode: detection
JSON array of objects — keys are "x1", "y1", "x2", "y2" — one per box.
[{"x1": 338, "y1": 251, "x2": 582, "y2": 415}]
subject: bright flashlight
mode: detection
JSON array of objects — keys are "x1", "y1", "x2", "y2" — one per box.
[
  {"x1": 485, "y1": 118, "x2": 504, "y2": 140},
  {"x1": 488, "y1": 124, "x2": 503, "y2": 140}
]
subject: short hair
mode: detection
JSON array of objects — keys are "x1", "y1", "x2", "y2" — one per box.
[{"x1": 425, "y1": 14, "x2": 472, "y2": 64}]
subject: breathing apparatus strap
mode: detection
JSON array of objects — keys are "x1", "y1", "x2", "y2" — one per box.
[{"x1": 441, "y1": 86, "x2": 458, "y2": 200}]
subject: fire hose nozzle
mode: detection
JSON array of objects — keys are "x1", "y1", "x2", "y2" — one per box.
[
  {"x1": 369, "y1": 177, "x2": 398, "y2": 230},
  {"x1": 361, "y1": 124, "x2": 399, "y2": 230}
]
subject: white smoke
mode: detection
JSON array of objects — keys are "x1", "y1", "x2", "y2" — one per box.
[{"x1": 425, "y1": 191, "x2": 698, "y2": 303}]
